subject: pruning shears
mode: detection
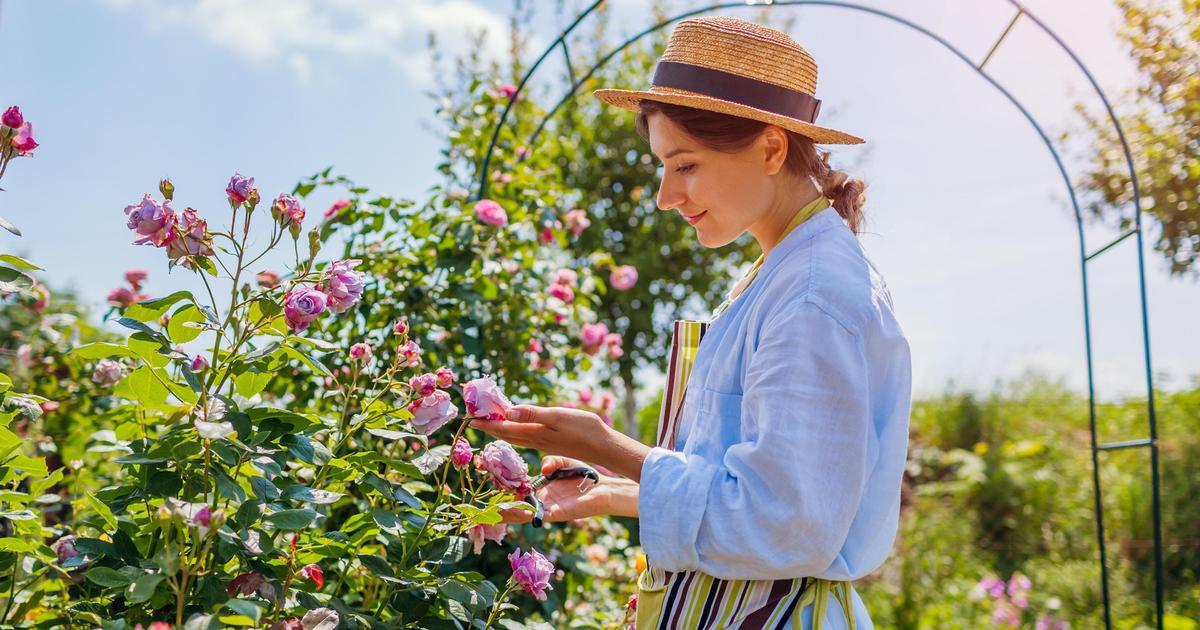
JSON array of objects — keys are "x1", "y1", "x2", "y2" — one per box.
[{"x1": 526, "y1": 465, "x2": 600, "y2": 528}]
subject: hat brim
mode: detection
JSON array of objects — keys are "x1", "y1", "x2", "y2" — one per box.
[{"x1": 592, "y1": 87, "x2": 865, "y2": 145}]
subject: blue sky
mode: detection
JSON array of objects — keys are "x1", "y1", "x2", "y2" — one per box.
[{"x1": 2, "y1": 0, "x2": 1195, "y2": 403}]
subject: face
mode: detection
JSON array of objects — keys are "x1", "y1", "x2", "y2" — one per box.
[{"x1": 647, "y1": 112, "x2": 787, "y2": 248}]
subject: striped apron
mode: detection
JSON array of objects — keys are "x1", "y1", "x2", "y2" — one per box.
[{"x1": 635, "y1": 319, "x2": 858, "y2": 630}]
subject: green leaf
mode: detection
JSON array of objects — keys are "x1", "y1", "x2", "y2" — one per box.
[
  {"x1": 357, "y1": 553, "x2": 396, "y2": 578},
  {"x1": 70, "y1": 342, "x2": 138, "y2": 361},
  {"x1": 250, "y1": 477, "x2": 281, "y2": 502},
  {"x1": 86, "y1": 491, "x2": 118, "y2": 531},
  {"x1": 0, "y1": 214, "x2": 21, "y2": 236},
  {"x1": 222, "y1": 599, "x2": 263, "y2": 623},
  {"x1": 126, "y1": 573, "x2": 165, "y2": 604},
  {"x1": 85, "y1": 566, "x2": 133, "y2": 588},
  {"x1": 264, "y1": 508, "x2": 317, "y2": 530},
  {"x1": 235, "y1": 370, "x2": 273, "y2": 399},
  {"x1": 281, "y1": 485, "x2": 344, "y2": 505},
  {"x1": 241, "y1": 340, "x2": 281, "y2": 363},
  {"x1": 115, "y1": 365, "x2": 169, "y2": 407},
  {"x1": 280, "y1": 345, "x2": 331, "y2": 376},
  {"x1": 0, "y1": 538, "x2": 35, "y2": 553},
  {"x1": 127, "y1": 333, "x2": 171, "y2": 368},
  {"x1": 0, "y1": 254, "x2": 41, "y2": 271},
  {"x1": 124, "y1": 290, "x2": 194, "y2": 322},
  {"x1": 167, "y1": 304, "x2": 207, "y2": 343}
]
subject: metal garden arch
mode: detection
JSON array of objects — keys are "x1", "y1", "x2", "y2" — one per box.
[{"x1": 475, "y1": 2, "x2": 1166, "y2": 627}]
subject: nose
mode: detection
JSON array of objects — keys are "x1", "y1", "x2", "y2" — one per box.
[{"x1": 656, "y1": 171, "x2": 686, "y2": 213}]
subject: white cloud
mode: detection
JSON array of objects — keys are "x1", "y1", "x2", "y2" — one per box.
[{"x1": 99, "y1": 0, "x2": 521, "y2": 85}]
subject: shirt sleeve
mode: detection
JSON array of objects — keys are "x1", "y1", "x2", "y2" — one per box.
[{"x1": 638, "y1": 300, "x2": 871, "y2": 580}]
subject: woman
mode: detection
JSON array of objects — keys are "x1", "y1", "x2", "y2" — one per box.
[{"x1": 472, "y1": 16, "x2": 911, "y2": 629}]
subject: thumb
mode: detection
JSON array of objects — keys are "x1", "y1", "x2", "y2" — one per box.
[
  {"x1": 505, "y1": 404, "x2": 543, "y2": 423},
  {"x1": 540, "y1": 455, "x2": 574, "y2": 475}
]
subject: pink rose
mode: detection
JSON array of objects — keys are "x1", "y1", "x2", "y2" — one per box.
[
  {"x1": 515, "y1": 145, "x2": 530, "y2": 159},
  {"x1": 610, "y1": 265, "x2": 638, "y2": 291},
  {"x1": 463, "y1": 375, "x2": 512, "y2": 422},
  {"x1": 10, "y1": 122, "x2": 36, "y2": 155},
  {"x1": 16, "y1": 344, "x2": 33, "y2": 368},
  {"x1": 554, "y1": 269, "x2": 578, "y2": 287},
  {"x1": 274, "y1": 193, "x2": 306, "y2": 227},
  {"x1": 324, "y1": 199, "x2": 350, "y2": 218},
  {"x1": 599, "y1": 391, "x2": 615, "y2": 413},
  {"x1": 409, "y1": 372, "x2": 438, "y2": 397},
  {"x1": 256, "y1": 270, "x2": 281, "y2": 289},
  {"x1": 508, "y1": 547, "x2": 554, "y2": 601},
  {"x1": 435, "y1": 367, "x2": 454, "y2": 388},
  {"x1": 300, "y1": 563, "x2": 324, "y2": 589},
  {"x1": 124, "y1": 268, "x2": 148, "y2": 288},
  {"x1": 165, "y1": 208, "x2": 215, "y2": 266},
  {"x1": 527, "y1": 338, "x2": 543, "y2": 354},
  {"x1": 349, "y1": 343, "x2": 372, "y2": 363},
  {"x1": 392, "y1": 319, "x2": 409, "y2": 336},
  {"x1": 226, "y1": 173, "x2": 256, "y2": 205},
  {"x1": 578, "y1": 388, "x2": 593, "y2": 405},
  {"x1": 538, "y1": 227, "x2": 554, "y2": 244},
  {"x1": 107, "y1": 286, "x2": 137, "y2": 308},
  {"x1": 51, "y1": 535, "x2": 79, "y2": 564},
  {"x1": 451, "y1": 437, "x2": 473, "y2": 468},
  {"x1": 190, "y1": 355, "x2": 209, "y2": 373},
  {"x1": 548, "y1": 282, "x2": 574, "y2": 303},
  {"x1": 580, "y1": 323, "x2": 608, "y2": 351},
  {"x1": 466, "y1": 523, "x2": 506, "y2": 554},
  {"x1": 493, "y1": 84, "x2": 520, "y2": 100},
  {"x1": 399, "y1": 340, "x2": 421, "y2": 368},
  {"x1": 1, "y1": 106, "x2": 23, "y2": 128},
  {"x1": 283, "y1": 287, "x2": 328, "y2": 332},
  {"x1": 124, "y1": 194, "x2": 178, "y2": 247},
  {"x1": 480, "y1": 440, "x2": 531, "y2": 496},
  {"x1": 92, "y1": 359, "x2": 126, "y2": 386},
  {"x1": 40, "y1": 401, "x2": 59, "y2": 414},
  {"x1": 564, "y1": 209, "x2": 590, "y2": 237},
  {"x1": 473, "y1": 199, "x2": 508, "y2": 227},
  {"x1": 407, "y1": 389, "x2": 457, "y2": 435},
  {"x1": 30, "y1": 284, "x2": 49, "y2": 312},
  {"x1": 320, "y1": 259, "x2": 364, "y2": 314}
]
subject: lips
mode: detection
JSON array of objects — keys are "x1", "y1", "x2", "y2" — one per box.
[{"x1": 684, "y1": 211, "x2": 706, "y2": 225}]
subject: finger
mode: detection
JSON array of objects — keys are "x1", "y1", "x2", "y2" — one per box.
[
  {"x1": 469, "y1": 420, "x2": 543, "y2": 444},
  {"x1": 498, "y1": 507, "x2": 533, "y2": 524}
]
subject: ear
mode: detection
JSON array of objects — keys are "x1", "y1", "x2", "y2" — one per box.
[{"x1": 760, "y1": 125, "x2": 789, "y2": 176}]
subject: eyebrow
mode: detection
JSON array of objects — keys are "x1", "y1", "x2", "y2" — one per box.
[{"x1": 652, "y1": 148, "x2": 695, "y2": 161}]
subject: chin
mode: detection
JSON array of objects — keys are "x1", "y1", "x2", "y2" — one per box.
[{"x1": 695, "y1": 228, "x2": 735, "y2": 249}]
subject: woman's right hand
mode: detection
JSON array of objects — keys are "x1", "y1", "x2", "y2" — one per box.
[{"x1": 499, "y1": 456, "x2": 611, "y2": 525}]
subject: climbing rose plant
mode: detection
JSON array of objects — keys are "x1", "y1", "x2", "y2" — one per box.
[{"x1": 18, "y1": 174, "x2": 563, "y2": 628}]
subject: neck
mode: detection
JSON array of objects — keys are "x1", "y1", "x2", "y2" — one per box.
[{"x1": 748, "y1": 177, "x2": 824, "y2": 256}]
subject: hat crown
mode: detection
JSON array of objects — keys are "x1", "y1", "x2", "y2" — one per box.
[{"x1": 659, "y1": 16, "x2": 819, "y2": 96}]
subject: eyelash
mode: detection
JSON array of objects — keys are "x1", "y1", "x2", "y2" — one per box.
[{"x1": 659, "y1": 163, "x2": 695, "y2": 174}]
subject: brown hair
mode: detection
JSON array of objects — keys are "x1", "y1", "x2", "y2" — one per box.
[{"x1": 635, "y1": 100, "x2": 866, "y2": 235}]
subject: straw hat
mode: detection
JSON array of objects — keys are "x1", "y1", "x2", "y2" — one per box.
[{"x1": 594, "y1": 16, "x2": 864, "y2": 145}]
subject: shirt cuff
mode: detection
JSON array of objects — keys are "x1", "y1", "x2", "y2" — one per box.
[{"x1": 638, "y1": 445, "x2": 718, "y2": 572}]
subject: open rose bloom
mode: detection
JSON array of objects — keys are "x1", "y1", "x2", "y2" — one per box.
[{"x1": 462, "y1": 375, "x2": 512, "y2": 421}]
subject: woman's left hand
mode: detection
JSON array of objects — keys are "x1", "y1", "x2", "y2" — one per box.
[{"x1": 470, "y1": 405, "x2": 652, "y2": 481}]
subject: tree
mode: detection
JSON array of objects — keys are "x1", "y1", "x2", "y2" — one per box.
[{"x1": 1070, "y1": 0, "x2": 1200, "y2": 277}]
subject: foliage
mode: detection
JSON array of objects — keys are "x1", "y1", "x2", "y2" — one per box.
[{"x1": 1069, "y1": 0, "x2": 1200, "y2": 277}]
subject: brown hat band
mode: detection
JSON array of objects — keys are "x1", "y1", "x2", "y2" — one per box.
[{"x1": 651, "y1": 60, "x2": 823, "y2": 123}]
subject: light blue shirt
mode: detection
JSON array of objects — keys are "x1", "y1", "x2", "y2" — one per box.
[{"x1": 638, "y1": 207, "x2": 913, "y2": 629}]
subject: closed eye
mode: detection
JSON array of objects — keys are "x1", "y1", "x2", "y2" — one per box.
[{"x1": 674, "y1": 164, "x2": 695, "y2": 174}]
